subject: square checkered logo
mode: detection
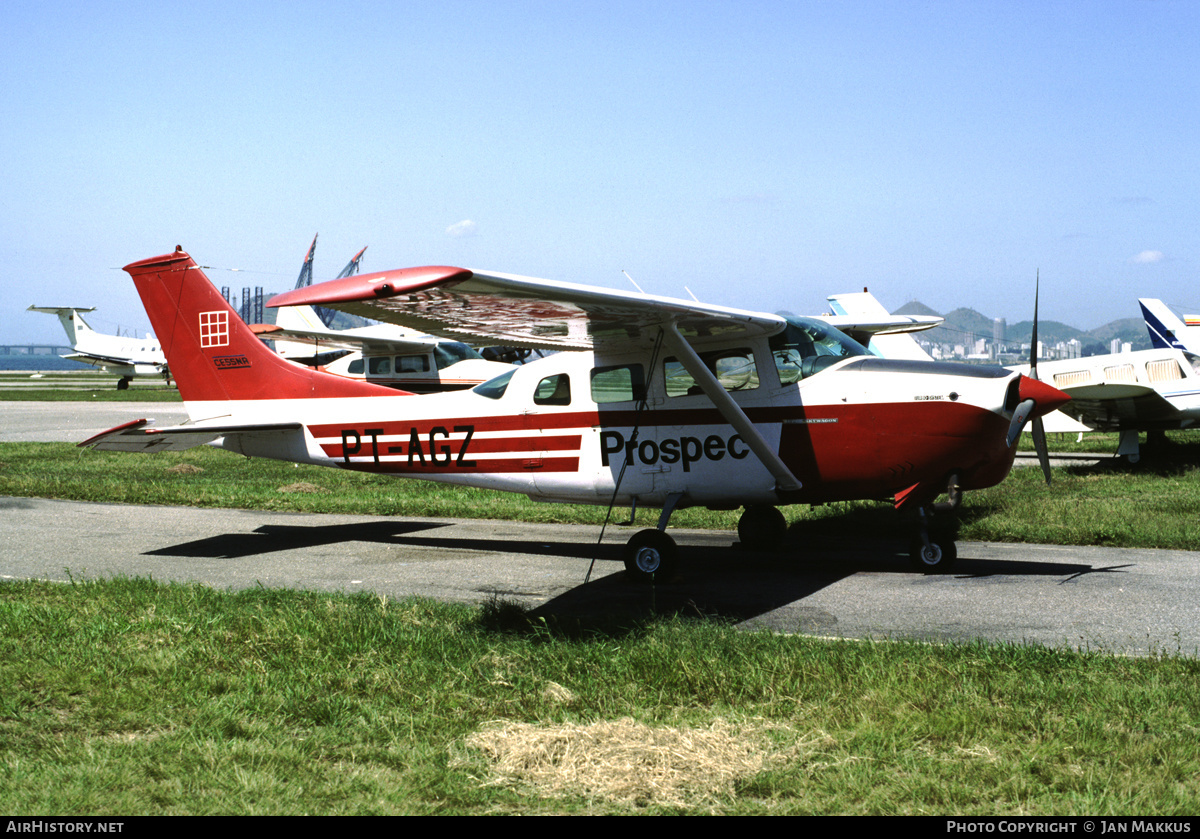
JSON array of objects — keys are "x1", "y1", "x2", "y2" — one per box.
[{"x1": 199, "y1": 311, "x2": 229, "y2": 348}]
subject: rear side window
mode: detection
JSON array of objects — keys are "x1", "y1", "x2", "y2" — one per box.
[{"x1": 534, "y1": 374, "x2": 572, "y2": 406}]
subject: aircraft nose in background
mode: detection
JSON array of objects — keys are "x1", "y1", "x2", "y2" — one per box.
[{"x1": 1018, "y1": 375, "x2": 1070, "y2": 416}]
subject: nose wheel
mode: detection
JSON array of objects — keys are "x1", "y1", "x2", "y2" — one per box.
[
  {"x1": 909, "y1": 533, "x2": 957, "y2": 572},
  {"x1": 909, "y1": 506, "x2": 957, "y2": 572}
]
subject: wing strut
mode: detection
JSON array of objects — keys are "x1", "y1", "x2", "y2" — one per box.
[{"x1": 660, "y1": 322, "x2": 801, "y2": 492}]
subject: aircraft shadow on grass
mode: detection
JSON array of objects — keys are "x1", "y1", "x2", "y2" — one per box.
[{"x1": 141, "y1": 517, "x2": 1129, "y2": 629}]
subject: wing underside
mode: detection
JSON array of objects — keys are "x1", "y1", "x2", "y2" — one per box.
[{"x1": 267, "y1": 267, "x2": 786, "y2": 351}]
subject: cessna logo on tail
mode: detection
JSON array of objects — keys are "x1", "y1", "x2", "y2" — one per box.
[{"x1": 199, "y1": 311, "x2": 229, "y2": 348}]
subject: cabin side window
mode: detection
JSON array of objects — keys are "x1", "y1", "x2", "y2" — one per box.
[
  {"x1": 368, "y1": 356, "x2": 392, "y2": 376},
  {"x1": 396, "y1": 354, "x2": 431, "y2": 374},
  {"x1": 664, "y1": 348, "x2": 758, "y2": 397},
  {"x1": 534, "y1": 374, "x2": 572, "y2": 406},
  {"x1": 591, "y1": 364, "x2": 645, "y2": 404}
]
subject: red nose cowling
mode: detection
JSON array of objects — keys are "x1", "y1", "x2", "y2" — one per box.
[{"x1": 1018, "y1": 375, "x2": 1071, "y2": 416}]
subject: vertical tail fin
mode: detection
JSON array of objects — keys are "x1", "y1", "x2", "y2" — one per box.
[
  {"x1": 27, "y1": 306, "x2": 96, "y2": 347},
  {"x1": 123, "y1": 247, "x2": 401, "y2": 403},
  {"x1": 1139, "y1": 298, "x2": 1195, "y2": 352}
]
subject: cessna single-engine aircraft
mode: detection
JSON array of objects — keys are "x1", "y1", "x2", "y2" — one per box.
[
  {"x1": 82, "y1": 247, "x2": 1068, "y2": 579},
  {"x1": 817, "y1": 291, "x2": 942, "y2": 361},
  {"x1": 27, "y1": 305, "x2": 168, "y2": 388}
]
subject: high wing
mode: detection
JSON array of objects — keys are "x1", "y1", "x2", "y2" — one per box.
[{"x1": 267, "y1": 267, "x2": 787, "y2": 351}]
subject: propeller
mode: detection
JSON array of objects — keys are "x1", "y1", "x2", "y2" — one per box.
[{"x1": 1005, "y1": 272, "x2": 1053, "y2": 484}]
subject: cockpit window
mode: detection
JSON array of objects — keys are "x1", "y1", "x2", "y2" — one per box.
[
  {"x1": 770, "y1": 316, "x2": 869, "y2": 384},
  {"x1": 1186, "y1": 353, "x2": 1200, "y2": 377}
]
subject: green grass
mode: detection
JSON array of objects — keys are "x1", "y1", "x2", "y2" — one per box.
[
  {"x1": 3, "y1": 418, "x2": 1199, "y2": 813},
  {"x1": 0, "y1": 372, "x2": 181, "y2": 401},
  {"x1": 2, "y1": 432, "x2": 1200, "y2": 548},
  {"x1": 2, "y1": 577, "x2": 1198, "y2": 815}
]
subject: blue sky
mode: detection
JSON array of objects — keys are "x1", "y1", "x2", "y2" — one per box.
[{"x1": 3, "y1": 0, "x2": 1197, "y2": 343}]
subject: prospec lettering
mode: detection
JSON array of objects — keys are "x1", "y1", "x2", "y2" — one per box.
[
  {"x1": 600, "y1": 430, "x2": 749, "y2": 472},
  {"x1": 340, "y1": 425, "x2": 476, "y2": 467}
]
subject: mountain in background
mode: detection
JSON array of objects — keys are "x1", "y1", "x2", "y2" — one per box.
[{"x1": 894, "y1": 301, "x2": 1152, "y2": 354}]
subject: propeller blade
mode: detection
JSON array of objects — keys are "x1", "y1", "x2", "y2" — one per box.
[
  {"x1": 1006, "y1": 398, "x2": 1035, "y2": 448},
  {"x1": 1032, "y1": 415, "x2": 1051, "y2": 485},
  {"x1": 1030, "y1": 270, "x2": 1040, "y2": 381}
]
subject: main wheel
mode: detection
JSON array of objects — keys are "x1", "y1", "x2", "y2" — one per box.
[
  {"x1": 623, "y1": 529, "x2": 679, "y2": 583},
  {"x1": 116, "y1": 377, "x2": 130, "y2": 391},
  {"x1": 909, "y1": 534, "x2": 957, "y2": 573},
  {"x1": 738, "y1": 505, "x2": 787, "y2": 550}
]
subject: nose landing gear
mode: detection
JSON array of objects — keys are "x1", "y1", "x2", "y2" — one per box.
[{"x1": 910, "y1": 505, "x2": 957, "y2": 573}]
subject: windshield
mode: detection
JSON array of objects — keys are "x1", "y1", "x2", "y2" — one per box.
[
  {"x1": 433, "y1": 341, "x2": 483, "y2": 370},
  {"x1": 770, "y1": 316, "x2": 870, "y2": 384}
]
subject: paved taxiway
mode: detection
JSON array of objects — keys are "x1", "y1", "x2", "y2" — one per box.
[
  {"x1": 4, "y1": 495, "x2": 1199, "y2": 656},
  {"x1": 0, "y1": 401, "x2": 188, "y2": 443},
  {"x1": 3, "y1": 400, "x2": 1196, "y2": 655}
]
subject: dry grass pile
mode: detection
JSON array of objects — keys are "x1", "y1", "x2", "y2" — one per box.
[
  {"x1": 276, "y1": 481, "x2": 327, "y2": 494},
  {"x1": 462, "y1": 716, "x2": 814, "y2": 810}
]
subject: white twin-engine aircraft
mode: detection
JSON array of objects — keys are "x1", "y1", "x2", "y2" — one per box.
[
  {"x1": 82, "y1": 247, "x2": 1069, "y2": 580},
  {"x1": 28, "y1": 306, "x2": 169, "y2": 388}
]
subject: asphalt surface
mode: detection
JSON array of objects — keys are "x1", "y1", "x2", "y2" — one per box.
[
  {"x1": 0, "y1": 401, "x2": 188, "y2": 443},
  {"x1": 3, "y1": 401, "x2": 1197, "y2": 655}
]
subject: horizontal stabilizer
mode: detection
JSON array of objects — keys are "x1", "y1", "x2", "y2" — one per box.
[{"x1": 80, "y1": 418, "x2": 303, "y2": 453}]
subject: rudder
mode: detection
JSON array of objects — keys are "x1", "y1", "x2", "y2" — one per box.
[{"x1": 123, "y1": 247, "x2": 402, "y2": 403}]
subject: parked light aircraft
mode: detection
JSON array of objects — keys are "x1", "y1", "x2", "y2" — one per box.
[
  {"x1": 817, "y1": 291, "x2": 941, "y2": 361},
  {"x1": 81, "y1": 247, "x2": 1068, "y2": 578},
  {"x1": 257, "y1": 239, "x2": 513, "y2": 392},
  {"x1": 1004, "y1": 298, "x2": 1200, "y2": 462},
  {"x1": 27, "y1": 306, "x2": 169, "y2": 388},
  {"x1": 258, "y1": 303, "x2": 513, "y2": 392}
]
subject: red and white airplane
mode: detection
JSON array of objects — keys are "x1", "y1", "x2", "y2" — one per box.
[{"x1": 82, "y1": 247, "x2": 1069, "y2": 579}]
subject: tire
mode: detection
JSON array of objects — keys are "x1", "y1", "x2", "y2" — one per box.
[
  {"x1": 909, "y1": 534, "x2": 957, "y2": 573},
  {"x1": 738, "y1": 505, "x2": 787, "y2": 551},
  {"x1": 623, "y1": 529, "x2": 679, "y2": 583}
]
